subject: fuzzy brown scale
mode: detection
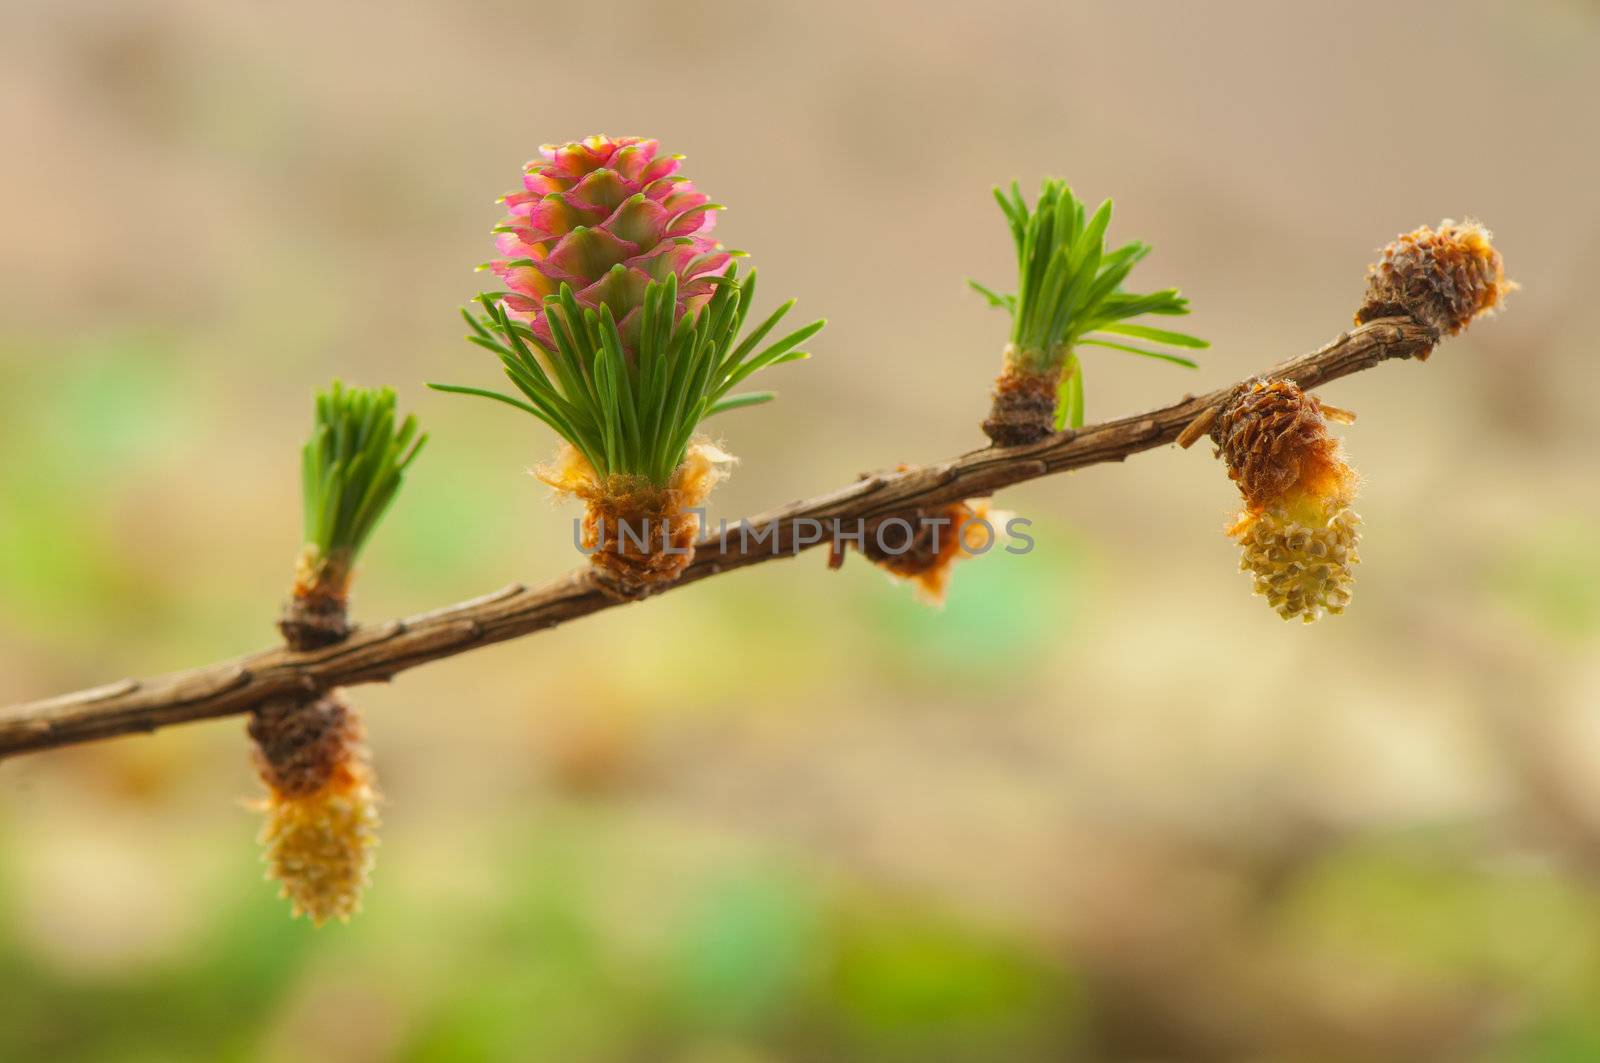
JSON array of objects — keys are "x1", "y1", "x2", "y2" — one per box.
[
  {"x1": 540, "y1": 440, "x2": 731, "y2": 598},
  {"x1": 829, "y1": 488, "x2": 1003, "y2": 605},
  {"x1": 249, "y1": 693, "x2": 361, "y2": 799},
  {"x1": 278, "y1": 595, "x2": 349, "y2": 650},
  {"x1": 278, "y1": 550, "x2": 353, "y2": 650},
  {"x1": 854, "y1": 503, "x2": 971, "y2": 574},
  {"x1": 1356, "y1": 220, "x2": 1512, "y2": 342},
  {"x1": 982, "y1": 364, "x2": 1062, "y2": 447},
  {"x1": 580, "y1": 476, "x2": 703, "y2": 590},
  {"x1": 1212, "y1": 379, "x2": 1349, "y2": 511}
]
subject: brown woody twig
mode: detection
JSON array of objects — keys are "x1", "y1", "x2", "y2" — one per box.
[{"x1": 0, "y1": 317, "x2": 1437, "y2": 759}]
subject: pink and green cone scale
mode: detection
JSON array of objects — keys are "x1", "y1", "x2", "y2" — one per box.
[
  {"x1": 443, "y1": 133, "x2": 825, "y2": 590},
  {"x1": 491, "y1": 135, "x2": 732, "y2": 349}
]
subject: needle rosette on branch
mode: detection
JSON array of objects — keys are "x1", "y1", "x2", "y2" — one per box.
[
  {"x1": 255, "y1": 381, "x2": 419, "y2": 923},
  {"x1": 279, "y1": 383, "x2": 425, "y2": 649},
  {"x1": 431, "y1": 135, "x2": 824, "y2": 596},
  {"x1": 972, "y1": 179, "x2": 1205, "y2": 444}
]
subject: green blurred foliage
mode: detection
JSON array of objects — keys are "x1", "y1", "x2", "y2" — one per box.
[
  {"x1": 1493, "y1": 519, "x2": 1600, "y2": 641},
  {"x1": 0, "y1": 869, "x2": 313, "y2": 1062}
]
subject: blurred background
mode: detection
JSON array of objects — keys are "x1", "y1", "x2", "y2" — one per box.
[{"x1": 2, "y1": 1, "x2": 1598, "y2": 1059}]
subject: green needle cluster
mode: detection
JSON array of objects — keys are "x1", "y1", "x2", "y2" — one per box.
[
  {"x1": 972, "y1": 179, "x2": 1207, "y2": 427},
  {"x1": 301, "y1": 381, "x2": 427, "y2": 565},
  {"x1": 432, "y1": 267, "x2": 822, "y2": 487}
]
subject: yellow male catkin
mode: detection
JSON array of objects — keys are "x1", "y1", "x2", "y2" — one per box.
[
  {"x1": 249, "y1": 693, "x2": 379, "y2": 925},
  {"x1": 1214, "y1": 379, "x2": 1361, "y2": 623}
]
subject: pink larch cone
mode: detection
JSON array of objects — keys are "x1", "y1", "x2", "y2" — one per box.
[{"x1": 490, "y1": 135, "x2": 732, "y2": 349}]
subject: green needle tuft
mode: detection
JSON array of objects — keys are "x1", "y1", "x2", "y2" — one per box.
[
  {"x1": 432, "y1": 266, "x2": 821, "y2": 487},
  {"x1": 300, "y1": 381, "x2": 427, "y2": 565},
  {"x1": 973, "y1": 179, "x2": 1207, "y2": 428}
]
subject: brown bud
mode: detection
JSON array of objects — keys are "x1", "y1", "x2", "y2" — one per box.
[
  {"x1": 983, "y1": 356, "x2": 1062, "y2": 447},
  {"x1": 846, "y1": 497, "x2": 1006, "y2": 605},
  {"x1": 279, "y1": 547, "x2": 352, "y2": 650},
  {"x1": 1213, "y1": 379, "x2": 1351, "y2": 512},
  {"x1": 250, "y1": 693, "x2": 361, "y2": 799},
  {"x1": 1356, "y1": 219, "x2": 1512, "y2": 338}
]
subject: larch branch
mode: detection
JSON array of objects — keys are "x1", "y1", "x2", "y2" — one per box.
[{"x1": 0, "y1": 317, "x2": 1436, "y2": 759}]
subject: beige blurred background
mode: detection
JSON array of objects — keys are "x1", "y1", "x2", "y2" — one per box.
[{"x1": 2, "y1": 1, "x2": 1598, "y2": 1059}]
